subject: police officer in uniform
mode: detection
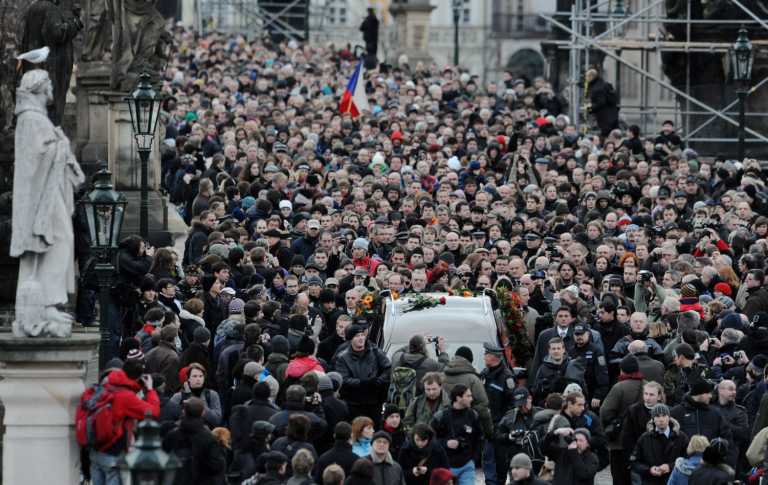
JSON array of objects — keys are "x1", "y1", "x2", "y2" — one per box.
[
  {"x1": 569, "y1": 324, "x2": 609, "y2": 409},
  {"x1": 481, "y1": 342, "x2": 516, "y2": 485}
]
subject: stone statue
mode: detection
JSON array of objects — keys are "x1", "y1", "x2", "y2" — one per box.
[
  {"x1": 11, "y1": 69, "x2": 85, "y2": 338},
  {"x1": 82, "y1": 0, "x2": 113, "y2": 62},
  {"x1": 109, "y1": 0, "x2": 172, "y2": 90},
  {"x1": 19, "y1": 0, "x2": 83, "y2": 126}
]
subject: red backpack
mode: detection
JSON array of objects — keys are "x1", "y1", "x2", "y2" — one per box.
[{"x1": 75, "y1": 383, "x2": 123, "y2": 451}]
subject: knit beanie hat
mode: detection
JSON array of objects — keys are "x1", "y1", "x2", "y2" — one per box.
[
  {"x1": 382, "y1": 404, "x2": 401, "y2": 420},
  {"x1": 229, "y1": 298, "x2": 245, "y2": 314},
  {"x1": 574, "y1": 427, "x2": 591, "y2": 443},
  {"x1": 429, "y1": 468, "x2": 455, "y2": 485},
  {"x1": 713, "y1": 282, "x2": 732, "y2": 297},
  {"x1": 193, "y1": 326, "x2": 211, "y2": 344},
  {"x1": 372, "y1": 430, "x2": 392, "y2": 444},
  {"x1": 681, "y1": 283, "x2": 698, "y2": 298},
  {"x1": 289, "y1": 314, "x2": 308, "y2": 331},
  {"x1": 690, "y1": 379, "x2": 714, "y2": 396},
  {"x1": 270, "y1": 335, "x2": 290, "y2": 355},
  {"x1": 296, "y1": 334, "x2": 316, "y2": 355},
  {"x1": 510, "y1": 453, "x2": 533, "y2": 470},
  {"x1": 650, "y1": 403, "x2": 670, "y2": 417},
  {"x1": 455, "y1": 346, "x2": 474, "y2": 362},
  {"x1": 620, "y1": 354, "x2": 640, "y2": 374}
]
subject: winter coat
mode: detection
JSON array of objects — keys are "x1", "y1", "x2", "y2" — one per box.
[
  {"x1": 620, "y1": 401, "x2": 652, "y2": 453},
  {"x1": 390, "y1": 348, "x2": 449, "y2": 394},
  {"x1": 532, "y1": 356, "x2": 583, "y2": 404},
  {"x1": 671, "y1": 395, "x2": 733, "y2": 444},
  {"x1": 285, "y1": 356, "x2": 325, "y2": 379},
  {"x1": 315, "y1": 440, "x2": 359, "y2": 482},
  {"x1": 744, "y1": 286, "x2": 768, "y2": 320},
  {"x1": 570, "y1": 341, "x2": 610, "y2": 401},
  {"x1": 540, "y1": 431, "x2": 600, "y2": 485},
  {"x1": 587, "y1": 77, "x2": 620, "y2": 135},
  {"x1": 664, "y1": 364, "x2": 708, "y2": 406},
  {"x1": 230, "y1": 398, "x2": 280, "y2": 451},
  {"x1": 599, "y1": 375, "x2": 643, "y2": 449},
  {"x1": 353, "y1": 437, "x2": 372, "y2": 457},
  {"x1": 101, "y1": 369, "x2": 161, "y2": 454},
  {"x1": 266, "y1": 352, "x2": 290, "y2": 385},
  {"x1": 162, "y1": 416, "x2": 227, "y2": 485},
  {"x1": 184, "y1": 221, "x2": 211, "y2": 266},
  {"x1": 711, "y1": 400, "x2": 749, "y2": 460},
  {"x1": 335, "y1": 343, "x2": 392, "y2": 406},
  {"x1": 271, "y1": 437, "x2": 317, "y2": 474},
  {"x1": 430, "y1": 407, "x2": 482, "y2": 468},
  {"x1": 180, "y1": 341, "x2": 212, "y2": 373},
  {"x1": 688, "y1": 462, "x2": 735, "y2": 485},
  {"x1": 636, "y1": 352, "x2": 665, "y2": 385},
  {"x1": 269, "y1": 404, "x2": 327, "y2": 441},
  {"x1": 397, "y1": 439, "x2": 450, "y2": 485},
  {"x1": 667, "y1": 453, "x2": 703, "y2": 485},
  {"x1": 179, "y1": 309, "x2": 206, "y2": 350},
  {"x1": 367, "y1": 451, "x2": 406, "y2": 485},
  {"x1": 404, "y1": 390, "x2": 451, "y2": 429},
  {"x1": 442, "y1": 356, "x2": 493, "y2": 436},
  {"x1": 629, "y1": 417, "x2": 689, "y2": 485},
  {"x1": 145, "y1": 340, "x2": 182, "y2": 392},
  {"x1": 509, "y1": 477, "x2": 549, "y2": 485},
  {"x1": 170, "y1": 388, "x2": 222, "y2": 428}
]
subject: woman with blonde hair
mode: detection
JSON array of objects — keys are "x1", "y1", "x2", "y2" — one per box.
[{"x1": 667, "y1": 435, "x2": 709, "y2": 485}]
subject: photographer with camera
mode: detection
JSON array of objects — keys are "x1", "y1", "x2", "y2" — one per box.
[
  {"x1": 633, "y1": 270, "x2": 667, "y2": 317},
  {"x1": 541, "y1": 423, "x2": 599, "y2": 485},
  {"x1": 495, "y1": 388, "x2": 543, "y2": 480},
  {"x1": 430, "y1": 384, "x2": 482, "y2": 485}
]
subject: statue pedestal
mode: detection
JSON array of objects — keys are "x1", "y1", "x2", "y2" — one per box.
[
  {"x1": 389, "y1": 0, "x2": 436, "y2": 66},
  {"x1": 0, "y1": 333, "x2": 99, "y2": 485},
  {"x1": 75, "y1": 62, "x2": 112, "y2": 175}
]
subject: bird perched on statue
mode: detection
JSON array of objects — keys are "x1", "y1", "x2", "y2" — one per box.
[{"x1": 16, "y1": 46, "x2": 50, "y2": 71}]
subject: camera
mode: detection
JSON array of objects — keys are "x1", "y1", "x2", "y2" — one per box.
[
  {"x1": 508, "y1": 429, "x2": 526, "y2": 444},
  {"x1": 639, "y1": 270, "x2": 653, "y2": 282},
  {"x1": 426, "y1": 336, "x2": 439, "y2": 344}
]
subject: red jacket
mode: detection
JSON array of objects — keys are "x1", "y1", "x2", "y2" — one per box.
[
  {"x1": 285, "y1": 356, "x2": 325, "y2": 378},
  {"x1": 106, "y1": 369, "x2": 161, "y2": 452},
  {"x1": 353, "y1": 255, "x2": 381, "y2": 276}
]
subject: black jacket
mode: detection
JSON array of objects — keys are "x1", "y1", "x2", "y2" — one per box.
[
  {"x1": 184, "y1": 222, "x2": 212, "y2": 266},
  {"x1": 397, "y1": 439, "x2": 450, "y2": 485},
  {"x1": 587, "y1": 77, "x2": 620, "y2": 135},
  {"x1": 510, "y1": 477, "x2": 549, "y2": 485},
  {"x1": 430, "y1": 407, "x2": 482, "y2": 468},
  {"x1": 743, "y1": 286, "x2": 768, "y2": 320},
  {"x1": 629, "y1": 418, "x2": 689, "y2": 485},
  {"x1": 688, "y1": 462, "x2": 736, "y2": 485},
  {"x1": 230, "y1": 442, "x2": 269, "y2": 483},
  {"x1": 162, "y1": 416, "x2": 227, "y2": 485},
  {"x1": 541, "y1": 432, "x2": 600, "y2": 485},
  {"x1": 315, "y1": 441, "x2": 359, "y2": 482},
  {"x1": 269, "y1": 404, "x2": 327, "y2": 441},
  {"x1": 671, "y1": 395, "x2": 733, "y2": 444},
  {"x1": 482, "y1": 362, "x2": 516, "y2": 423},
  {"x1": 181, "y1": 342, "x2": 212, "y2": 374},
  {"x1": 620, "y1": 401, "x2": 652, "y2": 453},
  {"x1": 229, "y1": 398, "x2": 280, "y2": 451},
  {"x1": 317, "y1": 391, "x2": 350, "y2": 453},
  {"x1": 335, "y1": 343, "x2": 392, "y2": 406}
]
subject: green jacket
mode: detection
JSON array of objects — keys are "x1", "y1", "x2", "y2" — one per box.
[{"x1": 403, "y1": 390, "x2": 451, "y2": 429}]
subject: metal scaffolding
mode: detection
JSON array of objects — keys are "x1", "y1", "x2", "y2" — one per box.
[
  {"x1": 193, "y1": 0, "x2": 318, "y2": 40},
  {"x1": 539, "y1": 0, "x2": 768, "y2": 152}
]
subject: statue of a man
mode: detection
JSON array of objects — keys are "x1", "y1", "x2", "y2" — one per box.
[
  {"x1": 19, "y1": 0, "x2": 83, "y2": 126},
  {"x1": 109, "y1": 0, "x2": 171, "y2": 90},
  {"x1": 11, "y1": 69, "x2": 85, "y2": 338}
]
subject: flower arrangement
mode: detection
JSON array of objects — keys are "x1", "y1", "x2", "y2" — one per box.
[
  {"x1": 401, "y1": 294, "x2": 447, "y2": 313},
  {"x1": 448, "y1": 287, "x2": 476, "y2": 297},
  {"x1": 495, "y1": 287, "x2": 534, "y2": 365},
  {"x1": 357, "y1": 292, "x2": 378, "y2": 317}
]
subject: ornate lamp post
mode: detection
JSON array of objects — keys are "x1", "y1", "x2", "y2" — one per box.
[
  {"x1": 79, "y1": 165, "x2": 126, "y2": 370},
  {"x1": 452, "y1": 0, "x2": 461, "y2": 66},
  {"x1": 125, "y1": 73, "x2": 161, "y2": 240},
  {"x1": 118, "y1": 415, "x2": 180, "y2": 485},
  {"x1": 731, "y1": 26, "x2": 753, "y2": 161}
]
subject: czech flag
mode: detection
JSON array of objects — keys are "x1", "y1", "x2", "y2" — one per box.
[{"x1": 339, "y1": 61, "x2": 369, "y2": 117}]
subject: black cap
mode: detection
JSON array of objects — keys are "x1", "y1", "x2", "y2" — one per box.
[
  {"x1": 512, "y1": 387, "x2": 530, "y2": 406},
  {"x1": 524, "y1": 232, "x2": 542, "y2": 241},
  {"x1": 674, "y1": 190, "x2": 687, "y2": 199},
  {"x1": 573, "y1": 324, "x2": 588, "y2": 335},
  {"x1": 483, "y1": 342, "x2": 504, "y2": 356}
]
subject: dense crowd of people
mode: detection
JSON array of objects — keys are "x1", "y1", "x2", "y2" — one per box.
[{"x1": 78, "y1": 24, "x2": 768, "y2": 485}]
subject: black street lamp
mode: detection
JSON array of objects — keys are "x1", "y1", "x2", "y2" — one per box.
[
  {"x1": 118, "y1": 414, "x2": 180, "y2": 485},
  {"x1": 452, "y1": 0, "x2": 461, "y2": 66},
  {"x1": 79, "y1": 165, "x2": 126, "y2": 370},
  {"x1": 731, "y1": 26, "x2": 753, "y2": 161},
  {"x1": 125, "y1": 72, "x2": 162, "y2": 240}
]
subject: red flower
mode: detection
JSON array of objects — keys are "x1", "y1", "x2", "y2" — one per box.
[{"x1": 439, "y1": 296, "x2": 447, "y2": 305}]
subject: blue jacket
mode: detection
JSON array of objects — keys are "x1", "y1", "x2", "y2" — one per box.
[{"x1": 667, "y1": 454, "x2": 703, "y2": 485}]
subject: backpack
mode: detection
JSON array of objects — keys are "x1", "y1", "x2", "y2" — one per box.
[
  {"x1": 75, "y1": 383, "x2": 122, "y2": 451},
  {"x1": 386, "y1": 355, "x2": 427, "y2": 413}
]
